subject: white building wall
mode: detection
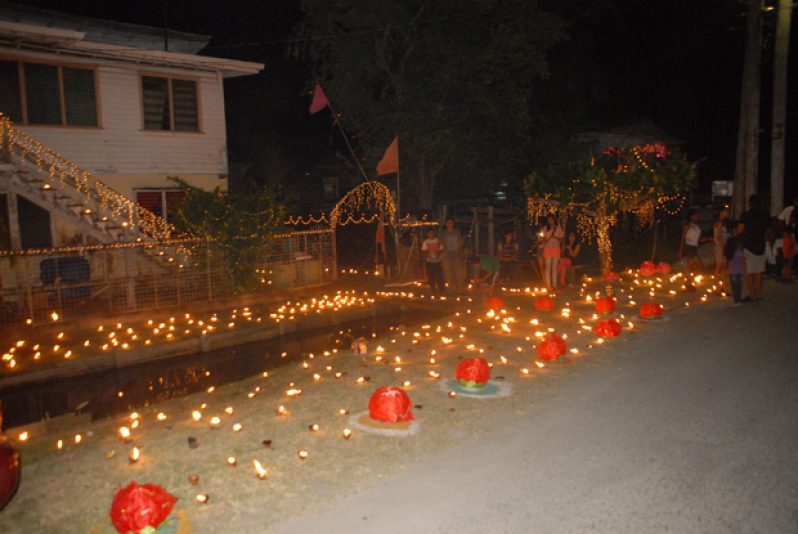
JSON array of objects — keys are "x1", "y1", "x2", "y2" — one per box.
[{"x1": 5, "y1": 49, "x2": 229, "y2": 195}]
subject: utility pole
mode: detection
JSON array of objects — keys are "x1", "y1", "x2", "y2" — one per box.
[
  {"x1": 162, "y1": 0, "x2": 169, "y2": 52},
  {"x1": 770, "y1": 0, "x2": 793, "y2": 215},
  {"x1": 734, "y1": 0, "x2": 764, "y2": 216}
]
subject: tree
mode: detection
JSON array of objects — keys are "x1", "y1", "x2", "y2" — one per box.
[
  {"x1": 291, "y1": 0, "x2": 565, "y2": 209},
  {"x1": 170, "y1": 178, "x2": 284, "y2": 293},
  {"x1": 525, "y1": 144, "x2": 695, "y2": 273}
]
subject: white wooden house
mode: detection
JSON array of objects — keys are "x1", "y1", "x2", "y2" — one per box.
[
  {"x1": 0, "y1": 4, "x2": 262, "y2": 251},
  {"x1": 0, "y1": 5, "x2": 264, "y2": 313}
]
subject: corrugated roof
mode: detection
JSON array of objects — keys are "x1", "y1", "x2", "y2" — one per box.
[{"x1": 0, "y1": 1, "x2": 209, "y2": 53}]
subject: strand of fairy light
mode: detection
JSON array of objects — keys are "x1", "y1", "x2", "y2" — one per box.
[{"x1": 1, "y1": 114, "x2": 182, "y2": 242}]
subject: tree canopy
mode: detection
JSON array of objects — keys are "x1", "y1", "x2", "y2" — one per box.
[
  {"x1": 526, "y1": 143, "x2": 696, "y2": 272},
  {"x1": 292, "y1": 0, "x2": 565, "y2": 209}
]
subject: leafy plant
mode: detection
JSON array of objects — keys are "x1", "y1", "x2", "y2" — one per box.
[{"x1": 170, "y1": 178, "x2": 284, "y2": 292}]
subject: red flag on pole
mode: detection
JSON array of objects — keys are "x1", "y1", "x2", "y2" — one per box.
[
  {"x1": 376, "y1": 136, "x2": 399, "y2": 176},
  {"x1": 308, "y1": 83, "x2": 330, "y2": 114}
]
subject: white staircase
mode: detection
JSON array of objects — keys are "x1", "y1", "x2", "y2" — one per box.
[{"x1": 0, "y1": 114, "x2": 191, "y2": 266}]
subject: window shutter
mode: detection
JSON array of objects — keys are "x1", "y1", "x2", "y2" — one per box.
[
  {"x1": 171, "y1": 79, "x2": 199, "y2": 131},
  {"x1": 142, "y1": 76, "x2": 170, "y2": 130},
  {"x1": 135, "y1": 191, "x2": 164, "y2": 218}
]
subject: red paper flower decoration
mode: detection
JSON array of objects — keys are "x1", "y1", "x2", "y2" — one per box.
[
  {"x1": 0, "y1": 439, "x2": 20, "y2": 512},
  {"x1": 594, "y1": 296, "x2": 616, "y2": 314},
  {"x1": 455, "y1": 358, "x2": 491, "y2": 387},
  {"x1": 536, "y1": 333, "x2": 567, "y2": 361},
  {"x1": 368, "y1": 387, "x2": 414, "y2": 423},
  {"x1": 593, "y1": 319, "x2": 622, "y2": 338},
  {"x1": 533, "y1": 297, "x2": 555, "y2": 311},
  {"x1": 110, "y1": 481, "x2": 177, "y2": 534},
  {"x1": 603, "y1": 272, "x2": 621, "y2": 282},
  {"x1": 656, "y1": 261, "x2": 672, "y2": 274},
  {"x1": 485, "y1": 296, "x2": 505, "y2": 310},
  {"x1": 640, "y1": 261, "x2": 657, "y2": 276},
  {"x1": 639, "y1": 302, "x2": 663, "y2": 318}
]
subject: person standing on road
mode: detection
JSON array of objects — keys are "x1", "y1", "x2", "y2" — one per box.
[
  {"x1": 725, "y1": 220, "x2": 746, "y2": 306},
  {"x1": 713, "y1": 206, "x2": 730, "y2": 285},
  {"x1": 680, "y1": 208, "x2": 711, "y2": 291},
  {"x1": 439, "y1": 218, "x2": 463, "y2": 294},
  {"x1": 740, "y1": 194, "x2": 769, "y2": 301},
  {"x1": 421, "y1": 228, "x2": 445, "y2": 293},
  {"x1": 542, "y1": 214, "x2": 564, "y2": 290},
  {"x1": 558, "y1": 231, "x2": 582, "y2": 287}
]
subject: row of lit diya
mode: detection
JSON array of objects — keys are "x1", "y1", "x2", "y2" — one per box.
[{"x1": 2, "y1": 291, "x2": 374, "y2": 371}]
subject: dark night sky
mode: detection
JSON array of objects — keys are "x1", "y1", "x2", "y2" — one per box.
[{"x1": 10, "y1": 0, "x2": 798, "y2": 202}]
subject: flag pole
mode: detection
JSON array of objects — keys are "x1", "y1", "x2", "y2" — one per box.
[{"x1": 326, "y1": 101, "x2": 370, "y2": 183}]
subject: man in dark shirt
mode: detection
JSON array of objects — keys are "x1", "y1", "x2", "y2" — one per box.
[{"x1": 740, "y1": 194, "x2": 769, "y2": 301}]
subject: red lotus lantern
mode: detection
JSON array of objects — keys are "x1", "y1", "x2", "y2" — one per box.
[
  {"x1": 656, "y1": 261, "x2": 672, "y2": 274},
  {"x1": 593, "y1": 319, "x2": 622, "y2": 338},
  {"x1": 0, "y1": 438, "x2": 20, "y2": 512},
  {"x1": 368, "y1": 387, "x2": 414, "y2": 423},
  {"x1": 110, "y1": 482, "x2": 177, "y2": 534},
  {"x1": 639, "y1": 302, "x2": 663, "y2": 319},
  {"x1": 533, "y1": 297, "x2": 555, "y2": 311},
  {"x1": 536, "y1": 333, "x2": 567, "y2": 361},
  {"x1": 603, "y1": 272, "x2": 621, "y2": 282},
  {"x1": 640, "y1": 261, "x2": 657, "y2": 276},
  {"x1": 455, "y1": 358, "x2": 491, "y2": 387},
  {"x1": 485, "y1": 296, "x2": 505, "y2": 310},
  {"x1": 594, "y1": 296, "x2": 616, "y2": 314}
]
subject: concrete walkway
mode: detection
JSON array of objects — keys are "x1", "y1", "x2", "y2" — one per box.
[{"x1": 273, "y1": 284, "x2": 798, "y2": 534}]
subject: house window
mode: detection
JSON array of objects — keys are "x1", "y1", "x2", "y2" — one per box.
[
  {"x1": 141, "y1": 75, "x2": 199, "y2": 132},
  {"x1": 135, "y1": 189, "x2": 186, "y2": 222},
  {"x1": 0, "y1": 60, "x2": 98, "y2": 126}
]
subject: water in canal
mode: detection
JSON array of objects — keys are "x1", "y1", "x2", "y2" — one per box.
[{"x1": 0, "y1": 307, "x2": 441, "y2": 429}]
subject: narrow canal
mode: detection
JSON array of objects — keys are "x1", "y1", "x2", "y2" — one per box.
[{"x1": 0, "y1": 306, "x2": 442, "y2": 428}]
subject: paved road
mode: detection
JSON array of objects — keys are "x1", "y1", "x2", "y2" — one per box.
[{"x1": 274, "y1": 285, "x2": 798, "y2": 534}]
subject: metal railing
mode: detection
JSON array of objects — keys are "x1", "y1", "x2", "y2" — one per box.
[
  {"x1": 0, "y1": 113, "x2": 181, "y2": 241},
  {"x1": 0, "y1": 229, "x2": 336, "y2": 327}
]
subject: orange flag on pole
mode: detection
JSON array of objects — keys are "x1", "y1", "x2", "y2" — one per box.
[
  {"x1": 308, "y1": 83, "x2": 330, "y2": 114},
  {"x1": 376, "y1": 136, "x2": 399, "y2": 176}
]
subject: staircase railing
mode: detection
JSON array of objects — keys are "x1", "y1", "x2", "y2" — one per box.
[{"x1": 0, "y1": 113, "x2": 184, "y2": 242}]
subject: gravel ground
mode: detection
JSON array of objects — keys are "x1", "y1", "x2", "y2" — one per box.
[
  {"x1": 3, "y1": 274, "x2": 794, "y2": 534},
  {"x1": 272, "y1": 282, "x2": 798, "y2": 534}
]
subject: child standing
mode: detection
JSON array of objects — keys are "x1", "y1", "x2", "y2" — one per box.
[
  {"x1": 421, "y1": 228, "x2": 445, "y2": 293},
  {"x1": 725, "y1": 221, "x2": 746, "y2": 306}
]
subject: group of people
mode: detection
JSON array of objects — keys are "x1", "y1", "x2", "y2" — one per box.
[
  {"x1": 420, "y1": 219, "x2": 463, "y2": 294},
  {"x1": 683, "y1": 194, "x2": 797, "y2": 306},
  {"x1": 421, "y1": 214, "x2": 581, "y2": 294}
]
